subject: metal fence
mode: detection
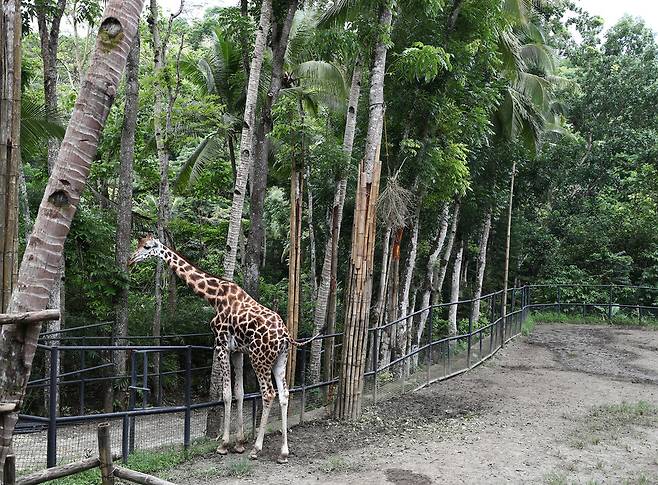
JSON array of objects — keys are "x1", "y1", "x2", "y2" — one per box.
[{"x1": 13, "y1": 283, "x2": 658, "y2": 473}]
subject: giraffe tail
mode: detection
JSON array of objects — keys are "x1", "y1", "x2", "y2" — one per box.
[{"x1": 289, "y1": 324, "x2": 328, "y2": 347}]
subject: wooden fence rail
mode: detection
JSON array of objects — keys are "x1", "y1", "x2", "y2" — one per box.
[
  {"x1": 0, "y1": 310, "x2": 60, "y2": 326},
  {"x1": 2, "y1": 423, "x2": 177, "y2": 485}
]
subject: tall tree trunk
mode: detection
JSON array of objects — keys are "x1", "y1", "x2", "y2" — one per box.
[
  {"x1": 223, "y1": 0, "x2": 272, "y2": 281},
  {"x1": 148, "y1": 0, "x2": 182, "y2": 407},
  {"x1": 114, "y1": 32, "x2": 139, "y2": 387},
  {"x1": 366, "y1": 226, "x2": 390, "y2": 372},
  {"x1": 502, "y1": 161, "x2": 517, "y2": 325},
  {"x1": 434, "y1": 198, "x2": 461, "y2": 303},
  {"x1": 386, "y1": 228, "x2": 402, "y2": 363},
  {"x1": 0, "y1": 0, "x2": 21, "y2": 315},
  {"x1": 470, "y1": 208, "x2": 492, "y2": 324},
  {"x1": 243, "y1": 0, "x2": 298, "y2": 299},
  {"x1": 335, "y1": 2, "x2": 392, "y2": 420},
  {"x1": 0, "y1": 1, "x2": 143, "y2": 475},
  {"x1": 447, "y1": 239, "x2": 464, "y2": 337},
  {"x1": 310, "y1": 61, "x2": 363, "y2": 385}
]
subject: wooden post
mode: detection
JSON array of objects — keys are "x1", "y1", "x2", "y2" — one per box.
[
  {"x1": 4, "y1": 454, "x2": 15, "y2": 485},
  {"x1": 97, "y1": 423, "x2": 115, "y2": 485}
]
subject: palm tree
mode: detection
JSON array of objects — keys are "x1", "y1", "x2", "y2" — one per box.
[
  {"x1": 0, "y1": 0, "x2": 144, "y2": 473},
  {"x1": 175, "y1": 27, "x2": 246, "y2": 190}
]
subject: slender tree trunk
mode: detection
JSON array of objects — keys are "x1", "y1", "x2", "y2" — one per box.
[
  {"x1": 434, "y1": 199, "x2": 461, "y2": 303},
  {"x1": 447, "y1": 239, "x2": 464, "y2": 337},
  {"x1": 0, "y1": 0, "x2": 21, "y2": 315},
  {"x1": 18, "y1": 165, "x2": 32, "y2": 243},
  {"x1": 335, "y1": 1, "x2": 392, "y2": 421},
  {"x1": 243, "y1": 0, "x2": 297, "y2": 299},
  {"x1": 114, "y1": 32, "x2": 139, "y2": 384},
  {"x1": 398, "y1": 203, "x2": 420, "y2": 375},
  {"x1": 417, "y1": 203, "x2": 449, "y2": 334},
  {"x1": 306, "y1": 163, "x2": 317, "y2": 298},
  {"x1": 502, "y1": 161, "x2": 517, "y2": 323},
  {"x1": 310, "y1": 62, "x2": 363, "y2": 385},
  {"x1": 376, "y1": 228, "x2": 394, "y2": 366},
  {"x1": 470, "y1": 209, "x2": 492, "y2": 324},
  {"x1": 0, "y1": 2, "x2": 144, "y2": 474},
  {"x1": 223, "y1": 0, "x2": 272, "y2": 281},
  {"x1": 387, "y1": 228, "x2": 402, "y2": 364}
]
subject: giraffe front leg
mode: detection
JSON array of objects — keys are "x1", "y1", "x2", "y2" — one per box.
[
  {"x1": 250, "y1": 367, "x2": 275, "y2": 461},
  {"x1": 231, "y1": 352, "x2": 246, "y2": 454},
  {"x1": 215, "y1": 347, "x2": 232, "y2": 455},
  {"x1": 273, "y1": 351, "x2": 290, "y2": 464}
]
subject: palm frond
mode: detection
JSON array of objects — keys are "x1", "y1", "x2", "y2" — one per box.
[
  {"x1": 318, "y1": 0, "x2": 360, "y2": 28},
  {"x1": 20, "y1": 97, "x2": 66, "y2": 161},
  {"x1": 296, "y1": 60, "x2": 348, "y2": 99},
  {"x1": 520, "y1": 42, "x2": 555, "y2": 73},
  {"x1": 173, "y1": 134, "x2": 224, "y2": 193}
]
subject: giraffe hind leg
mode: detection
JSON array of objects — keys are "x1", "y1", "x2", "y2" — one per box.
[
  {"x1": 273, "y1": 350, "x2": 290, "y2": 464},
  {"x1": 249, "y1": 363, "x2": 276, "y2": 460},
  {"x1": 215, "y1": 347, "x2": 232, "y2": 455},
  {"x1": 231, "y1": 352, "x2": 246, "y2": 453}
]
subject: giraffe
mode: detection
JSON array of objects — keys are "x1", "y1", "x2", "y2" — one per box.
[{"x1": 128, "y1": 234, "x2": 322, "y2": 463}]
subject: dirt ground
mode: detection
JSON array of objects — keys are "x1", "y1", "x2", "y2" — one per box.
[{"x1": 166, "y1": 324, "x2": 658, "y2": 485}]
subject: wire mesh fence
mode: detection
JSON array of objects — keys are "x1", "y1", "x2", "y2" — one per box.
[{"x1": 13, "y1": 283, "x2": 656, "y2": 474}]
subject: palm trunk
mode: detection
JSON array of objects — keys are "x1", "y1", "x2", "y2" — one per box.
[
  {"x1": 335, "y1": 1, "x2": 392, "y2": 421},
  {"x1": 243, "y1": 0, "x2": 298, "y2": 299},
  {"x1": 0, "y1": 0, "x2": 21, "y2": 315},
  {"x1": 223, "y1": 0, "x2": 273, "y2": 281},
  {"x1": 114, "y1": 32, "x2": 139, "y2": 383},
  {"x1": 0, "y1": 2, "x2": 143, "y2": 474},
  {"x1": 447, "y1": 239, "x2": 464, "y2": 337},
  {"x1": 310, "y1": 62, "x2": 363, "y2": 385},
  {"x1": 470, "y1": 209, "x2": 492, "y2": 324},
  {"x1": 502, "y1": 161, "x2": 517, "y2": 324}
]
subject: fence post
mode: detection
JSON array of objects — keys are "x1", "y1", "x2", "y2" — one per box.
[
  {"x1": 129, "y1": 351, "x2": 137, "y2": 454},
  {"x1": 373, "y1": 327, "x2": 380, "y2": 405},
  {"x1": 467, "y1": 302, "x2": 473, "y2": 369},
  {"x1": 299, "y1": 346, "x2": 307, "y2": 423},
  {"x1": 489, "y1": 295, "x2": 495, "y2": 353},
  {"x1": 500, "y1": 292, "x2": 506, "y2": 348},
  {"x1": 121, "y1": 415, "x2": 129, "y2": 463},
  {"x1": 142, "y1": 352, "x2": 149, "y2": 409},
  {"x1": 557, "y1": 285, "x2": 561, "y2": 317},
  {"x1": 184, "y1": 346, "x2": 192, "y2": 451},
  {"x1": 608, "y1": 284, "x2": 613, "y2": 322},
  {"x1": 426, "y1": 306, "x2": 433, "y2": 385},
  {"x1": 79, "y1": 338, "x2": 86, "y2": 415},
  {"x1": 47, "y1": 345, "x2": 59, "y2": 468},
  {"x1": 4, "y1": 454, "x2": 16, "y2": 485},
  {"x1": 98, "y1": 422, "x2": 115, "y2": 485}
]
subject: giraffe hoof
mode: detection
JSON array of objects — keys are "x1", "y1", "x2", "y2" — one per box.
[
  {"x1": 277, "y1": 455, "x2": 289, "y2": 464},
  {"x1": 249, "y1": 449, "x2": 260, "y2": 460},
  {"x1": 234, "y1": 443, "x2": 246, "y2": 454},
  {"x1": 216, "y1": 445, "x2": 229, "y2": 455}
]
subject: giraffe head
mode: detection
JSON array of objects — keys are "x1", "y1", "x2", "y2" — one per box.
[{"x1": 128, "y1": 234, "x2": 164, "y2": 267}]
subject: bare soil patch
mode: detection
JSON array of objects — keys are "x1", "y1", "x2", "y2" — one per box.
[{"x1": 167, "y1": 324, "x2": 658, "y2": 485}]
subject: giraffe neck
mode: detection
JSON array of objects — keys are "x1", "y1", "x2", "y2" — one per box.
[{"x1": 159, "y1": 246, "x2": 229, "y2": 309}]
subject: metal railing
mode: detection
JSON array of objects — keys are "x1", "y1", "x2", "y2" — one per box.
[{"x1": 14, "y1": 283, "x2": 658, "y2": 472}]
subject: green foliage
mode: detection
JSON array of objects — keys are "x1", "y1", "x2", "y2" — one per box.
[{"x1": 394, "y1": 42, "x2": 452, "y2": 83}]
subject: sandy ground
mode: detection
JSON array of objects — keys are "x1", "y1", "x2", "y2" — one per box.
[{"x1": 165, "y1": 324, "x2": 658, "y2": 485}]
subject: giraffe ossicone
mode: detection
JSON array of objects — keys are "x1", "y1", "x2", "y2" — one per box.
[{"x1": 129, "y1": 234, "x2": 323, "y2": 463}]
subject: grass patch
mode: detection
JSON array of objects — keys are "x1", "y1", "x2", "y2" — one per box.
[
  {"x1": 527, "y1": 310, "x2": 658, "y2": 330},
  {"x1": 49, "y1": 437, "x2": 217, "y2": 485},
  {"x1": 572, "y1": 401, "x2": 658, "y2": 449},
  {"x1": 315, "y1": 455, "x2": 355, "y2": 474}
]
